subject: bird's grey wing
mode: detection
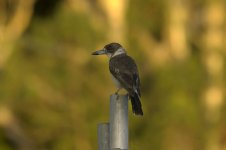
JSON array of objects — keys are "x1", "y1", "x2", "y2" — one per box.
[
  {"x1": 109, "y1": 56, "x2": 141, "y2": 97},
  {"x1": 132, "y1": 73, "x2": 141, "y2": 97}
]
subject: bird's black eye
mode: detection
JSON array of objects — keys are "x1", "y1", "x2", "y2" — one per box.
[
  {"x1": 105, "y1": 45, "x2": 114, "y2": 53},
  {"x1": 104, "y1": 43, "x2": 122, "y2": 53}
]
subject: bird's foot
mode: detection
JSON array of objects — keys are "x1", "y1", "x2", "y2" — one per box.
[
  {"x1": 114, "y1": 88, "x2": 121, "y2": 100},
  {"x1": 115, "y1": 92, "x2": 119, "y2": 100}
]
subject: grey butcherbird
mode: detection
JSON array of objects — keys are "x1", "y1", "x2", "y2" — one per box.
[{"x1": 92, "y1": 42, "x2": 143, "y2": 116}]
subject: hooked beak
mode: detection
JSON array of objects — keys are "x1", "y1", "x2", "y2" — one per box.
[{"x1": 92, "y1": 49, "x2": 106, "y2": 55}]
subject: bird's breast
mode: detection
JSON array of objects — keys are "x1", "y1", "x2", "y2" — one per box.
[{"x1": 111, "y1": 74, "x2": 122, "y2": 88}]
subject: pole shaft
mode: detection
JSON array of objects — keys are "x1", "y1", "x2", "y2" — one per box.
[
  {"x1": 98, "y1": 123, "x2": 110, "y2": 150},
  {"x1": 110, "y1": 94, "x2": 128, "y2": 150}
]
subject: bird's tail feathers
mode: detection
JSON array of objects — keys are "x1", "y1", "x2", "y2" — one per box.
[{"x1": 130, "y1": 93, "x2": 143, "y2": 116}]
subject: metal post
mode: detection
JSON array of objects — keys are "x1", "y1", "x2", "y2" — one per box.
[
  {"x1": 98, "y1": 123, "x2": 110, "y2": 150},
  {"x1": 109, "y1": 94, "x2": 128, "y2": 150}
]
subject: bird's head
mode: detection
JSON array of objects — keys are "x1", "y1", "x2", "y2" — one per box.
[{"x1": 92, "y1": 42, "x2": 126, "y2": 58}]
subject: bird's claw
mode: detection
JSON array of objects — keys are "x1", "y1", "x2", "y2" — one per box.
[
  {"x1": 115, "y1": 92, "x2": 119, "y2": 100},
  {"x1": 115, "y1": 88, "x2": 123, "y2": 100}
]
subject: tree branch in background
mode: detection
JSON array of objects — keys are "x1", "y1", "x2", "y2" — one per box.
[
  {"x1": 202, "y1": 2, "x2": 225, "y2": 150},
  {"x1": 0, "y1": 0, "x2": 35, "y2": 68},
  {"x1": 166, "y1": 0, "x2": 189, "y2": 60}
]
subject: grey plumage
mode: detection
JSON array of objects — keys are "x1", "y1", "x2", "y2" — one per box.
[
  {"x1": 92, "y1": 43, "x2": 143, "y2": 116},
  {"x1": 109, "y1": 54, "x2": 143, "y2": 115}
]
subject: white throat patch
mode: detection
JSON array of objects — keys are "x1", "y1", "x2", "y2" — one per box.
[{"x1": 111, "y1": 48, "x2": 126, "y2": 58}]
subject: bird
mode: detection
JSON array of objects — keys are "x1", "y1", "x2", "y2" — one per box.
[{"x1": 92, "y1": 42, "x2": 143, "y2": 116}]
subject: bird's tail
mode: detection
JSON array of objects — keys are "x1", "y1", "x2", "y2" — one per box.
[{"x1": 130, "y1": 93, "x2": 143, "y2": 116}]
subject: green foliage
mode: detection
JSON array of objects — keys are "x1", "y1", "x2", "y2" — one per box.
[{"x1": 0, "y1": 1, "x2": 225, "y2": 150}]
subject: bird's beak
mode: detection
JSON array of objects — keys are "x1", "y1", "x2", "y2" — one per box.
[{"x1": 92, "y1": 49, "x2": 106, "y2": 55}]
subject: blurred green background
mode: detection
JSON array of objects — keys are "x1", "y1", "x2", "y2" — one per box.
[{"x1": 0, "y1": 0, "x2": 225, "y2": 150}]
